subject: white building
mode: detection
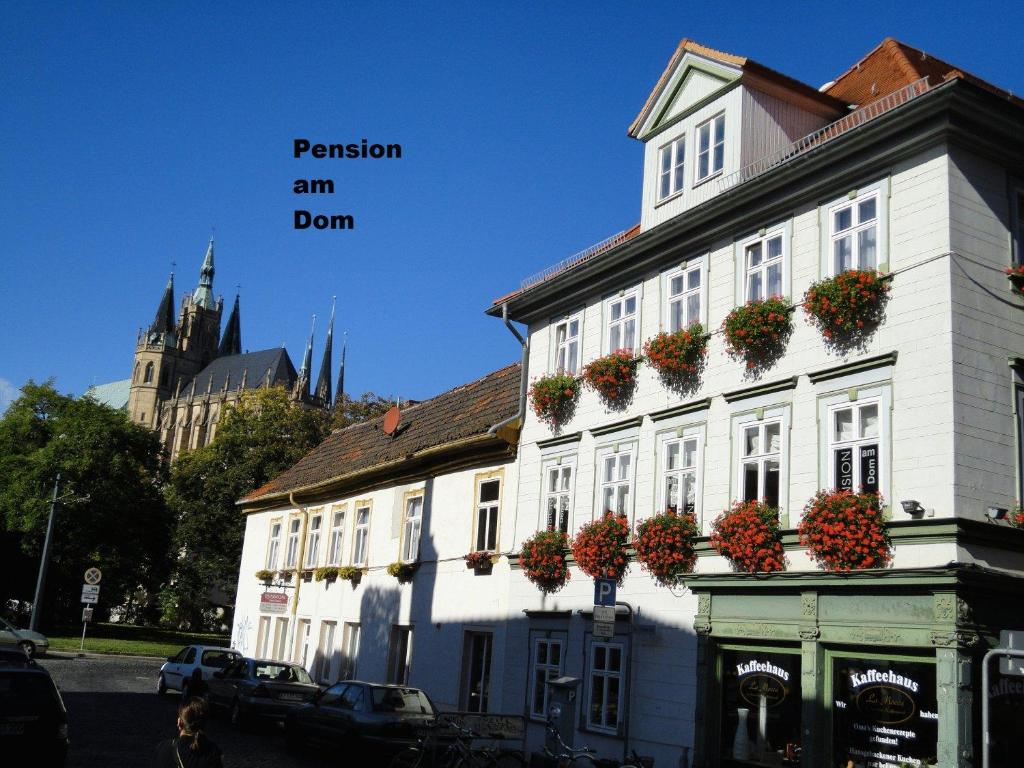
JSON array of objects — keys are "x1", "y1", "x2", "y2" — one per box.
[{"x1": 233, "y1": 38, "x2": 1024, "y2": 768}]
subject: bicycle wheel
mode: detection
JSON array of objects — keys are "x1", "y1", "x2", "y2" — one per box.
[
  {"x1": 389, "y1": 748, "x2": 424, "y2": 768},
  {"x1": 486, "y1": 752, "x2": 526, "y2": 768}
]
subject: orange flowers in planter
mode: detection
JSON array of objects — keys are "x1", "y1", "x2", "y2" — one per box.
[
  {"x1": 529, "y1": 373, "x2": 580, "y2": 427},
  {"x1": 803, "y1": 269, "x2": 890, "y2": 348},
  {"x1": 1006, "y1": 265, "x2": 1024, "y2": 297},
  {"x1": 570, "y1": 512, "x2": 631, "y2": 585},
  {"x1": 722, "y1": 298, "x2": 793, "y2": 374},
  {"x1": 582, "y1": 350, "x2": 640, "y2": 408},
  {"x1": 710, "y1": 500, "x2": 786, "y2": 573},
  {"x1": 520, "y1": 530, "x2": 570, "y2": 593},
  {"x1": 642, "y1": 325, "x2": 708, "y2": 394},
  {"x1": 798, "y1": 490, "x2": 892, "y2": 571},
  {"x1": 634, "y1": 509, "x2": 699, "y2": 587}
]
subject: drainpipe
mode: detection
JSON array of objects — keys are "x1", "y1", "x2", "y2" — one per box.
[
  {"x1": 287, "y1": 491, "x2": 310, "y2": 662},
  {"x1": 488, "y1": 303, "x2": 528, "y2": 435}
]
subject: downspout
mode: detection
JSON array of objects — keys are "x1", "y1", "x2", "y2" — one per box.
[
  {"x1": 488, "y1": 303, "x2": 528, "y2": 435},
  {"x1": 288, "y1": 491, "x2": 309, "y2": 662}
]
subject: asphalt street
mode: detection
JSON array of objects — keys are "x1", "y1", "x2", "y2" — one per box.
[{"x1": 41, "y1": 654, "x2": 337, "y2": 768}]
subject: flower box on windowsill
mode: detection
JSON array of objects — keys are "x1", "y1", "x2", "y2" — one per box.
[
  {"x1": 387, "y1": 561, "x2": 419, "y2": 584},
  {"x1": 276, "y1": 568, "x2": 296, "y2": 581},
  {"x1": 1007, "y1": 266, "x2": 1024, "y2": 296},
  {"x1": 464, "y1": 551, "x2": 495, "y2": 573},
  {"x1": 255, "y1": 569, "x2": 275, "y2": 584},
  {"x1": 337, "y1": 566, "x2": 362, "y2": 586}
]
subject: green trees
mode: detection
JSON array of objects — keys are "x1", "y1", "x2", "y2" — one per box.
[{"x1": 0, "y1": 381, "x2": 172, "y2": 628}]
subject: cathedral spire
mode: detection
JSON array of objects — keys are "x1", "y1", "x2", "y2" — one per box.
[
  {"x1": 314, "y1": 298, "x2": 335, "y2": 406},
  {"x1": 217, "y1": 293, "x2": 242, "y2": 357},
  {"x1": 296, "y1": 315, "x2": 315, "y2": 400},
  {"x1": 334, "y1": 332, "x2": 346, "y2": 408},
  {"x1": 149, "y1": 273, "x2": 176, "y2": 341},
  {"x1": 191, "y1": 238, "x2": 216, "y2": 309}
]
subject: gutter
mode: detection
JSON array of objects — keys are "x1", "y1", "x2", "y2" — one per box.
[{"x1": 488, "y1": 303, "x2": 528, "y2": 435}]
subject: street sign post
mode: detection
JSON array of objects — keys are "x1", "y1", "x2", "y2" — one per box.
[
  {"x1": 593, "y1": 605, "x2": 615, "y2": 623},
  {"x1": 80, "y1": 574, "x2": 101, "y2": 652},
  {"x1": 82, "y1": 606, "x2": 94, "y2": 623},
  {"x1": 594, "y1": 578, "x2": 616, "y2": 607},
  {"x1": 593, "y1": 620, "x2": 616, "y2": 639}
]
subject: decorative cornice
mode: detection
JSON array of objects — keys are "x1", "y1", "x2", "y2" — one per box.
[
  {"x1": 536, "y1": 431, "x2": 582, "y2": 449},
  {"x1": 649, "y1": 398, "x2": 713, "y2": 422},
  {"x1": 722, "y1": 377, "x2": 798, "y2": 403},
  {"x1": 807, "y1": 351, "x2": 899, "y2": 384},
  {"x1": 590, "y1": 416, "x2": 645, "y2": 437}
]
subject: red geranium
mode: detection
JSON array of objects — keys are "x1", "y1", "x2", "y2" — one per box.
[
  {"x1": 803, "y1": 269, "x2": 890, "y2": 346},
  {"x1": 710, "y1": 500, "x2": 786, "y2": 573},
  {"x1": 529, "y1": 373, "x2": 580, "y2": 427},
  {"x1": 1009, "y1": 505, "x2": 1024, "y2": 529},
  {"x1": 642, "y1": 325, "x2": 708, "y2": 391},
  {"x1": 571, "y1": 512, "x2": 631, "y2": 585},
  {"x1": 798, "y1": 490, "x2": 892, "y2": 571},
  {"x1": 464, "y1": 550, "x2": 493, "y2": 570},
  {"x1": 721, "y1": 298, "x2": 792, "y2": 372},
  {"x1": 520, "y1": 530, "x2": 570, "y2": 593},
  {"x1": 1006, "y1": 265, "x2": 1024, "y2": 297},
  {"x1": 634, "y1": 509, "x2": 699, "y2": 587},
  {"x1": 581, "y1": 350, "x2": 640, "y2": 407}
]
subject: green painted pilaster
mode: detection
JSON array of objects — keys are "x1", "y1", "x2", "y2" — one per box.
[
  {"x1": 798, "y1": 592, "x2": 823, "y2": 768},
  {"x1": 693, "y1": 592, "x2": 713, "y2": 766}
]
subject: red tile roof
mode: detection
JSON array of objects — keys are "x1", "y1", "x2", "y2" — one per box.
[{"x1": 239, "y1": 363, "x2": 521, "y2": 506}]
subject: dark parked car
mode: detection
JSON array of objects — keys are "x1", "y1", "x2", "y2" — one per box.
[
  {"x1": 208, "y1": 657, "x2": 320, "y2": 726},
  {"x1": 284, "y1": 681, "x2": 436, "y2": 759},
  {"x1": 0, "y1": 667, "x2": 69, "y2": 767}
]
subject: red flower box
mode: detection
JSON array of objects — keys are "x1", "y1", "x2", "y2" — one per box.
[
  {"x1": 642, "y1": 325, "x2": 708, "y2": 392},
  {"x1": 634, "y1": 509, "x2": 699, "y2": 587},
  {"x1": 570, "y1": 512, "x2": 631, "y2": 586},
  {"x1": 464, "y1": 550, "x2": 494, "y2": 571},
  {"x1": 1006, "y1": 265, "x2": 1024, "y2": 297},
  {"x1": 797, "y1": 490, "x2": 892, "y2": 571},
  {"x1": 581, "y1": 350, "x2": 640, "y2": 407},
  {"x1": 803, "y1": 269, "x2": 890, "y2": 346},
  {"x1": 1009, "y1": 505, "x2": 1024, "y2": 529},
  {"x1": 722, "y1": 298, "x2": 792, "y2": 372},
  {"x1": 710, "y1": 501, "x2": 786, "y2": 573},
  {"x1": 520, "y1": 530, "x2": 570, "y2": 594},
  {"x1": 529, "y1": 373, "x2": 580, "y2": 427}
]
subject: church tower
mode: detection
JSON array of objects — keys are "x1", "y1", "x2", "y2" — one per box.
[{"x1": 178, "y1": 238, "x2": 222, "y2": 369}]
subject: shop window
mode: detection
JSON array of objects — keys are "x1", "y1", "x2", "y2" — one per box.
[
  {"x1": 587, "y1": 640, "x2": 625, "y2": 733},
  {"x1": 831, "y1": 655, "x2": 937, "y2": 768},
  {"x1": 460, "y1": 631, "x2": 493, "y2": 713},
  {"x1": 543, "y1": 459, "x2": 575, "y2": 534},
  {"x1": 529, "y1": 637, "x2": 564, "y2": 720},
  {"x1": 719, "y1": 649, "x2": 802, "y2": 766}
]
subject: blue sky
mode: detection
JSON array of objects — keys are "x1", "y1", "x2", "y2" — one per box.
[{"x1": 2, "y1": 1, "x2": 1022, "y2": 412}]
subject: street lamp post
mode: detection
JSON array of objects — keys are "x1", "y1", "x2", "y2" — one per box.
[{"x1": 30, "y1": 473, "x2": 61, "y2": 633}]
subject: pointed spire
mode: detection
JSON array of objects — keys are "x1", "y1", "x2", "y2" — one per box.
[
  {"x1": 191, "y1": 238, "x2": 216, "y2": 309},
  {"x1": 314, "y1": 298, "x2": 335, "y2": 407},
  {"x1": 334, "y1": 332, "x2": 347, "y2": 408},
  {"x1": 217, "y1": 294, "x2": 242, "y2": 357},
  {"x1": 149, "y1": 273, "x2": 176, "y2": 341},
  {"x1": 296, "y1": 315, "x2": 315, "y2": 400}
]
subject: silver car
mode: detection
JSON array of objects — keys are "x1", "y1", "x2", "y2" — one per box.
[
  {"x1": 157, "y1": 644, "x2": 240, "y2": 697},
  {"x1": 0, "y1": 616, "x2": 49, "y2": 657}
]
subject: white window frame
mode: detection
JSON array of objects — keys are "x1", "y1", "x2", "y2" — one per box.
[
  {"x1": 271, "y1": 617, "x2": 290, "y2": 661},
  {"x1": 551, "y1": 309, "x2": 584, "y2": 375},
  {"x1": 657, "y1": 134, "x2": 686, "y2": 202},
  {"x1": 529, "y1": 637, "x2": 565, "y2": 721},
  {"x1": 255, "y1": 616, "x2": 271, "y2": 658},
  {"x1": 662, "y1": 256, "x2": 706, "y2": 332},
  {"x1": 401, "y1": 495, "x2": 423, "y2": 563},
  {"x1": 386, "y1": 626, "x2": 413, "y2": 685},
  {"x1": 474, "y1": 477, "x2": 501, "y2": 552},
  {"x1": 339, "y1": 622, "x2": 360, "y2": 681},
  {"x1": 820, "y1": 179, "x2": 890, "y2": 277},
  {"x1": 316, "y1": 620, "x2": 336, "y2": 684},
  {"x1": 829, "y1": 191, "x2": 880, "y2": 273},
  {"x1": 657, "y1": 428, "x2": 702, "y2": 520},
  {"x1": 740, "y1": 228, "x2": 787, "y2": 303},
  {"x1": 732, "y1": 406, "x2": 791, "y2": 519},
  {"x1": 595, "y1": 443, "x2": 637, "y2": 523},
  {"x1": 293, "y1": 618, "x2": 312, "y2": 667},
  {"x1": 304, "y1": 511, "x2": 322, "y2": 568},
  {"x1": 817, "y1": 383, "x2": 892, "y2": 504},
  {"x1": 352, "y1": 505, "x2": 371, "y2": 567},
  {"x1": 265, "y1": 519, "x2": 282, "y2": 570},
  {"x1": 326, "y1": 506, "x2": 346, "y2": 566},
  {"x1": 586, "y1": 640, "x2": 625, "y2": 734},
  {"x1": 542, "y1": 457, "x2": 576, "y2": 535},
  {"x1": 603, "y1": 286, "x2": 641, "y2": 355},
  {"x1": 695, "y1": 112, "x2": 725, "y2": 184},
  {"x1": 284, "y1": 517, "x2": 301, "y2": 569}
]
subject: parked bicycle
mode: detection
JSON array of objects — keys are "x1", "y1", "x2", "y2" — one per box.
[
  {"x1": 543, "y1": 719, "x2": 647, "y2": 768},
  {"x1": 388, "y1": 719, "x2": 525, "y2": 768}
]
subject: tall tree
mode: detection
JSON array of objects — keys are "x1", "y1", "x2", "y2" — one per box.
[
  {"x1": 332, "y1": 391, "x2": 393, "y2": 430},
  {"x1": 0, "y1": 381, "x2": 172, "y2": 628},
  {"x1": 161, "y1": 387, "x2": 331, "y2": 629}
]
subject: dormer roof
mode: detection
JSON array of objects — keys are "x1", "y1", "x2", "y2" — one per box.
[{"x1": 628, "y1": 38, "x2": 846, "y2": 140}]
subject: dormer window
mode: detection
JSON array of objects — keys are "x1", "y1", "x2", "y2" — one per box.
[
  {"x1": 695, "y1": 113, "x2": 725, "y2": 183},
  {"x1": 657, "y1": 136, "x2": 686, "y2": 201}
]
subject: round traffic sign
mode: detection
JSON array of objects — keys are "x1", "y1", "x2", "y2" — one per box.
[{"x1": 84, "y1": 567, "x2": 102, "y2": 585}]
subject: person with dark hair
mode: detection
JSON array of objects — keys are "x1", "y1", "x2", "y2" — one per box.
[{"x1": 153, "y1": 698, "x2": 223, "y2": 768}]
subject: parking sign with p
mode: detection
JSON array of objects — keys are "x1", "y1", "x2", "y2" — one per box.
[{"x1": 594, "y1": 577, "x2": 616, "y2": 607}]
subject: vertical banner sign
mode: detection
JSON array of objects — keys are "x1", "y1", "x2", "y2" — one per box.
[
  {"x1": 832, "y1": 658, "x2": 937, "y2": 767},
  {"x1": 860, "y1": 444, "x2": 879, "y2": 494},
  {"x1": 835, "y1": 448, "x2": 854, "y2": 491}
]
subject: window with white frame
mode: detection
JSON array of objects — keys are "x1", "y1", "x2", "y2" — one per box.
[
  {"x1": 401, "y1": 496, "x2": 423, "y2": 563},
  {"x1": 657, "y1": 135, "x2": 686, "y2": 201},
  {"x1": 284, "y1": 518, "x2": 301, "y2": 568},
  {"x1": 543, "y1": 461, "x2": 574, "y2": 534},
  {"x1": 665, "y1": 260, "x2": 703, "y2": 331},
  {"x1": 352, "y1": 506, "x2": 370, "y2": 567},
  {"x1": 339, "y1": 622, "x2": 360, "y2": 681},
  {"x1": 587, "y1": 641, "x2": 624, "y2": 733},
  {"x1": 316, "y1": 621, "x2": 336, "y2": 684},
  {"x1": 386, "y1": 626, "x2": 413, "y2": 685},
  {"x1": 529, "y1": 638, "x2": 564, "y2": 719},
  {"x1": 739, "y1": 419, "x2": 783, "y2": 508},
  {"x1": 660, "y1": 434, "x2": 700, "y2": 517},
  {"x1": 475, "y1": 478, "x2": 500, "y2": 552},
  {"x1": 743, "y1": 231, "x2": 785, "y2": 302},
  {"x1": 460, "y1": 631, "x2": 493, "y2": 713},
  {"x1": 552, "y1": 311, "x2": 583, "y2": 375},
  {"x1": 304, "y1": 512, "x2": 322, "y2": 568},
  {"x1": 599, "y1": 450, "x2": 633, "y2": 518},
  {"x1": 605, "y1": 289, "x2": 639, "y2": 354},
  {"x1": 695, "y1": 113, "x2": 725, "y2": 182},
  {"x1": 829, "y1": 191, "x2": 879, "y2": 272},
  {"x1": 265, "y1": 521, "x2": 282, "y2": 569},
  {"x1": 327, "y1": 507, "x2": 346, "y2": 565},
  {"x1": 828, "y1": 401, "x2": 882, "y2": 494}
]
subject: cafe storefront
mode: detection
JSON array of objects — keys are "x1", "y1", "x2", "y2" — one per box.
[{"x1": 686, "y1": 564, "x2": 1024, "y2": 768}]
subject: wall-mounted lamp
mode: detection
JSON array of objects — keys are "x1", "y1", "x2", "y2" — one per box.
[
  {"x1": 986, "y1": 506, "x2": 1009, "y2": 521},
  {"x1": 901, "y1": 500, "x2": 926, "y2": 518}
]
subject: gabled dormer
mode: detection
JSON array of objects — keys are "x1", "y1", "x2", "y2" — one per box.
[{"x1": 631, "y1": 39, "x2": 847, "y2": 231}]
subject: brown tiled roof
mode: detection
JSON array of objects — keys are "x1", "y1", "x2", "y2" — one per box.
[
  {"x1": 826, "y1": 38, "x2": 1024, "y2": 108},
  {"x1": 240, "y1": 363, "x2": 521, "y2": 505},
  {"x1": 629, "y1": 38, "x2": 846, "y2": 138}
]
